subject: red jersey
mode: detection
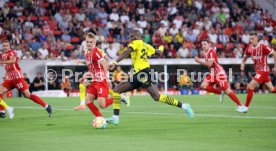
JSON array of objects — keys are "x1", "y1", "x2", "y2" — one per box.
[
  {"x1": 245, "y1": 43, "x2": 273, "y2": 72},
  {"x1": 85, "y1": 47, "x2": 106, "y2": 82},
  {"x1": 0, "y1": 50, "x2": 24, "y2": 80},
  {"x1": 204, "y1": 48, "x2": 226, "y2": 75}
]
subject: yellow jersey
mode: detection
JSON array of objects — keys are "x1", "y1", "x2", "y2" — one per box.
[
  {"x1": 128, "y1": 40, "x2": 156, "y2": 73},
  {"x1": 179, "y1": 75, "x2": 192, "y2": 85}
]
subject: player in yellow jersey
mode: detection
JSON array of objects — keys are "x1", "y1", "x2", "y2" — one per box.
[
  {"x1": 0, "y1": 98, "x2": 14, "y2": 119},
  {"x1": 107, "y1": 30, "x2": 194, "y2": 125}
]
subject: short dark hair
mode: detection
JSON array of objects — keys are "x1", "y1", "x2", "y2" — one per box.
[
  {"x1": 130, "y1": 30, "x2": 142, "y2": 40},
  {"x1": 201, "y1": 38, "x2": 210, "y2": 43},
  {"x1": 2, "y1": 40, "x2": 10, "y2": 44},
  {"x1": 249, "y1": 31, "x2": 258, "y2": 36}
]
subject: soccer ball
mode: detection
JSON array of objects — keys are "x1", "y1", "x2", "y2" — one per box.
[{"x1": 92, "y1": 117, "x2": 107, "y2": 129}]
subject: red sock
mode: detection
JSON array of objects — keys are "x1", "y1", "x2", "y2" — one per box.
[
  {"x1": 105, "y1": 98, "x2": 113, "y2": 108},
  {"x1": 29, "y1": 94, "x2": 47, "y2": 108},
  {"x1": 228, "y1": 92, "x2": 242, "y2": 106},
  {"x1": 205, "y1": 86, "x2": 222, "y2": 94},
  {"x1": 245, "y1": 89, "x2": 254, "y2": 107},
  {"x1": 87, "y1": 102, "x2": 102, "y2": 117},
  {"x1": 0, "y1": 94, "x2": 5, "y2": 111}
]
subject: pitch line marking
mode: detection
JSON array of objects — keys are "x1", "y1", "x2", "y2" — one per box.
[{"x1": 13, "y1": 106, "x2": 276, "y2": 120}]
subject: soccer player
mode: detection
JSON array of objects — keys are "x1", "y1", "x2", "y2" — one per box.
[
  {"x1": 74, "y1": 35, "x2": 129, "y2": 110},
  {"x1": 0, "y1": 98, "x2": 14, "y2": 119},
  {"x1": 194, "y1": 39, "x2": 245, "y2": 112},
  {"x1": 107, "y1": 30, "x2": 194, "y2": 125},
  {"x1": 241, "y1": 31, "x2": 276, "y2": 113},
  {"x1": 73, "y1": 82, "x2": 86, "y2": 110},
  {"x1": 0, "y1": 40, "x2": 52, "y2": 117},
  {"x1": 83, "y1": 33, "x2": 114, "y2": 117}
]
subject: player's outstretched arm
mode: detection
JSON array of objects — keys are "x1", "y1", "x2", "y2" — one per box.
[
  {"x1": 0, "y1": 55, "x2": 16, "y2": 64},
  {"x1": 110, "y1": 48, "x2": 132, "y2": 70},
  {"x1": 194, "y1": 57, "x2": 213, "y2": 68},
  {"x1": 155, "y1": 45, "x2": 164, "y2": 56},
  {"x1": 241, "y1": 55, "x2": 249, "y2": 71}
]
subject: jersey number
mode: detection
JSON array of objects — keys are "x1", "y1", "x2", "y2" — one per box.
[
  {"x1": 140, "y1": 49, "x2": 148, "y2": 60},
  {"x1": 99, "y1": 88, "x2": 102, "y2": 94},
  {"x1": 17, "y1": 83, "x2": 23, "y2": 89}
]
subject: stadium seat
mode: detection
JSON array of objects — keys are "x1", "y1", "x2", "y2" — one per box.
[
  {"x1": 40, "y1": 16, "x2": 50, "y2": 21},
  {"x1": 31, "y1": 16, "x2": 38, "y2": 21},
  {"x1": 7, "y1": 2, "x2": 15, "y2": 7},
  {"x1": 71, "y1": 37, "x2": 80, "y2": 43}
]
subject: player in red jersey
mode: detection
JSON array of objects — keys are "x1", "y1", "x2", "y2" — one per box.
[
  {"x1": 241, "y1": 31, "x2": 276, "y2": 113},
  {"x1": 0, "y1": 40, "x2": 52, "y2": 117},
  {"x1": 83, "y1": 33, "x2": 113, "y2": 118},
  {"x1": 195, "y1": 39, "x2": 245, "y2": 112}
]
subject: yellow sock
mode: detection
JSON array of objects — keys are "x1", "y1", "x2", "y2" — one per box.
[
  {"x1": 109, "y1": 89, "x2": 114, "y2": 95},
  {"x1": 79, "y1": 84, "x2": 86, "y2": 105},
  {"x1": 0, "y1": 99, "x2": 9, "y2": 109},
  {"x1": 111, "y1": 91, "x2": 122, "y2": 110},
  {"x1": 159, "y1": 94, "x2": 181, "y2": 107}
]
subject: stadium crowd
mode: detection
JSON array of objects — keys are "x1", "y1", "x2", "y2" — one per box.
[{"x1": 0, "y1": 0, "x2": 275, "y2": 60}]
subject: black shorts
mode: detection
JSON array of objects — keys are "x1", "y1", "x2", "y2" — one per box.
[{"x1": 128, "y1": 68, "x2": 153, "y2": 89}]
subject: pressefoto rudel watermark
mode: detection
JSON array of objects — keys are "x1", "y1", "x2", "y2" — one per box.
[{"x1": 44, "y1": 68, "x2": 233, "y2": 84}]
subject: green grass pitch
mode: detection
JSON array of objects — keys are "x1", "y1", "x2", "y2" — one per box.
[{"x1": 0, "y1": 94, "x2": 276, "y2": 151}]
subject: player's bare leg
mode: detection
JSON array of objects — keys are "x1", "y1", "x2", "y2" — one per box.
[
  {"x1": 0, "y1": 86, "x2": 14, "y2": 119},
  {"x1": 22, "y1": 89, "x2": 52, "y2": 117},
  {"x1": 200, "y1": 81, "x2": 224, "y2": 102},
  {"x1": 85, "y1": 93, "x2": 102, "y2": 117},
  {"x1": 244, "y1": 79, "x2": 259, "y2": 112},
  {"x1": 97, "y1": 97, "x2": 113, "y2": 109},
  {"x1": 264, "y1": 81, "x2": 276, "y2": 93},
  {"x1": 107, "y1": 81, "x2": 135, "y2": 125},
  {"x1": 147, "y1": 84, "x2": 194, "y2": 119}
]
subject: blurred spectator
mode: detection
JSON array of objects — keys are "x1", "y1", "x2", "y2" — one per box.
[
  {"x1": 31, "y1": 72, "x2": 45, "y2": 92},
  {"x1": 106, "y1": 44, "x2": 118, "y2": 61},
  {"x1": 218, "y1": 29, "x2": 229, "y2": 44},
  {"x1": 259, "y1": 36, "x2": 269, "y2": 46},
  {"x1": 233, "y1": 71, "x2": 248, "y2": 93},
  {"x1": 15, "y1": 45, "x2": 23, "y2": 59},
  {"x1": 113, "y1": 66, "x2": 126, "y2": 87},
  {"x1": 109, "y1": 8, "x2": 119, "y2": 22},
  {"x1": 137, "y1": 16, "x2": 147, "y2": 29},
  {"x1": 61, "y1": 76, "x2": 72, "y2": 97},
  {"x1": 28, "y1": 38, "x2": 41, "y2": 52},
  {"x1": 242, "y1": 31, "x2": 250, "y2": 44},
  {"x1": 61, "y1": 30, "x2": 71, "y2": 43},
  {"x1": 178, "y1": 69, "x2": 193, "y2": 91},
  {"x1": 208, "y1": 29, "x2": 218, "y2": 44},
  {"x1": 185, "y1": 29, "x2": 197, "y2": 43},
  {"x1": 22, "y1": 51, "x2": 34, "y2": 60},
  {"x1": 57, "y1": 51, "x2": 68, "y2": 61},
  {"x1": 169, "y1": 24, "x2": 179, "y2": 36},
  {"x1": 38, "y1": 44, "x2": 49, "y2": 59},
  {"x1": 177, "y1": 45, "x2": 190, "y2": 58}
]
